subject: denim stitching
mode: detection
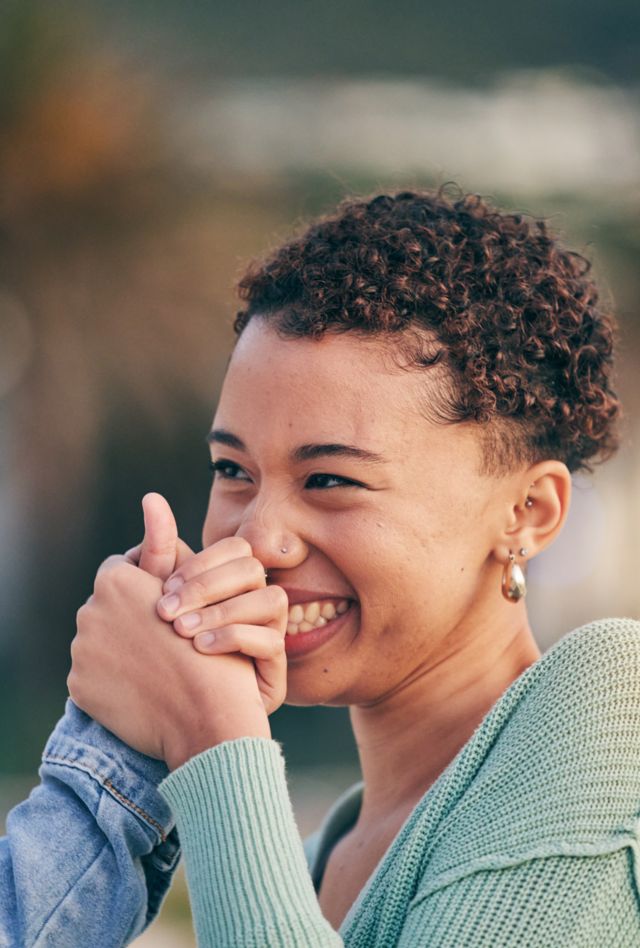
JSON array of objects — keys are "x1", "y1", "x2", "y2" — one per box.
[{"x1": 44, "y1": 754, "x2": 167, "y2": 842}]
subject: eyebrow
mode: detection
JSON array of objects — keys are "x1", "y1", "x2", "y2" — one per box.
[
  {"x1": 207, "y1": 428, "x2": 387, "y2": 465},
  {"x1": 207, "y1": 428, "x2": 246, "y2": 451},
  {"x1": 292, "y1": 443, "x2": 386, "y2": 464}
]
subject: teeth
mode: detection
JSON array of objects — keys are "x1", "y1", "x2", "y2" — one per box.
[
  {"x1": 304, "y1": 602, "x2": 320, "y2": 623},
  {"x1": 286, "y1": 599, "x2": 350, "y2": 635},
  {"x1": 289, "y1": 604, "x2": 304, "y2": 624}
]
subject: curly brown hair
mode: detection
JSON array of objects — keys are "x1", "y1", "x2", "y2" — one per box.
[{"x1": 235, "y1": 188, "x2": 620, "y2": 474}]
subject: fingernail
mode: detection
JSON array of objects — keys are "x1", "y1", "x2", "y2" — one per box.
[
  {"x1": 180, "y1": 612, "x2": 201, "y2": 631},
  {"x1": 164, "y1": 575, "x2": 184, "y2": 594},
  {"x1": 196, "y1": 631, "x2": 216, "y2": 649},
  {"x1": 160, "y1": 594, "x2": 180, "y2": 616}
]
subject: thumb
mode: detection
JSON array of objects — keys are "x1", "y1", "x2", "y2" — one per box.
[{"x1": 138, "y1": 493, "x2": 179, "y2": 580}]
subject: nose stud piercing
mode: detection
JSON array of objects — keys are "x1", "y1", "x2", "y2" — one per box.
[
  {"x1": 280, "y1": 546, "x2": 288, "y2": 554},
  {"x1": 525, "y1": 498, "x2": 533, "y2": 508}
]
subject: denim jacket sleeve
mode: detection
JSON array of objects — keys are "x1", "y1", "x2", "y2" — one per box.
[{"x1": 0, "y1": 700, "x2": 181, "y2": 948}]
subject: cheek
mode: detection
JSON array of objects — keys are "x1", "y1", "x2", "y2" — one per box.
[{"x1": 355, "y1": 513, "x2": 473, "y2": 619}]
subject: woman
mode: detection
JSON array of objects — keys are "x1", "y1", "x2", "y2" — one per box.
[{"x1": 68, "y1": 188, "x2": 640, "y2": 946}]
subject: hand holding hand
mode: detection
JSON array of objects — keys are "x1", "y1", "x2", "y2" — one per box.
[
  {"x1": 132, "y1": 492, "x2": 289, "y2": 713},
  {"x1": 69, "y1": 556, "x2": 270, "y2": 769},
  {"x1": 157, "y1": 541, "x2": 289, "y2": 714},
  {"x1": 68, "y1": 494, "x2": 289, "y2": 769}
]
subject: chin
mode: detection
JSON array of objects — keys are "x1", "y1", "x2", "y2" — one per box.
[
  {"x1": 283, "y1": 667, "x2": 352, "y2": 708},
  {"x1": 283, "y1": 662, "x2": 386, "y2": 708}
]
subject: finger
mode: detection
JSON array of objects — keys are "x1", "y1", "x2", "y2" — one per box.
[
  {"x1": 139, "y1": 493, "x2": 178, "y2": 581},
  {"x1": 125, "y1": 537, "x2": 193, "y2": 569},
  {"x1": 96, "y1": 553, "x2": 130, "y2": 578},
  {"x1": 162, "y1": 536, "x2": 253, "y2": 594},
  {"x1": 124, "y1": 543, "x2": 142, "y2": 565},
  {"x1": 173, "y1": 585, "x2": 288, "y2": 638},
  {"x1": 193, "y1": 624, "x2": 285, "y2": 661},
  {"x1": 157, "y1": 555, "x2": 266, "y2": 621},
  {"x1": 94, "y1": 557, "x2": 162, "y2": 599}
]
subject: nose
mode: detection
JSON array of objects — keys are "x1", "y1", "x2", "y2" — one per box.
[{"x1": 234, "y1": 493, "x2": 308, "y2": 571}]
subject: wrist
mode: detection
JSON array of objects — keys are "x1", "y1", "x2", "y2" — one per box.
[{"x1": 164, "y1": 713, "x2": 271, "y2": 771}]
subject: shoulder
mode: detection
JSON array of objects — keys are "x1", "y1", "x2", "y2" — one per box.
[
  {"x1": 531, "y1": 615, "x2": 640, "y2": 690},
  {"x1": 505, "y1": 616, "x2": 640, "y2": 783},
  {"x1": 513, "y1": 615, "x2": 640, "y2": 731},
  {"x1": 423, "y1": 618, "x2": 640, "y2": 883},
  {"x1": 489, "y1": 616, "x2": 640, "y2": 808}
]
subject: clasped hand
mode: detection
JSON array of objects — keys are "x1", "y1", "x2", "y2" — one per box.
[{"x1": 68, "y1": 494, "x2": 289, "y2": 770}]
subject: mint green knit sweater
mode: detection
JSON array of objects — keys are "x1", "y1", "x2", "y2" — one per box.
[{"x1": 160, "y1": 619, "x2": 640, "y2": 946}]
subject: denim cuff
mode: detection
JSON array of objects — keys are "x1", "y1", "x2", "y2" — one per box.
[{"x1": 43, "y1": 699, "x2": 176, "y2": 847}]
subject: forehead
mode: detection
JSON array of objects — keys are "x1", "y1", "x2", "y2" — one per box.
[{"x1": 216, "y1": 321, "x2": 423, "y2": 446}]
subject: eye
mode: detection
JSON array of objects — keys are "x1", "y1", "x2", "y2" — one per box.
[
  {"x1": 209, "y1": 459, "x2": 251, "y2": 482},
  {"x1": 305, "y1": 473, "x2": 363, "y2": 490}
]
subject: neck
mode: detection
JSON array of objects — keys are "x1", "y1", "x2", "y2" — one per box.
[{"x1": 350, "y1": 605, "x2": 540, "y2": 829}]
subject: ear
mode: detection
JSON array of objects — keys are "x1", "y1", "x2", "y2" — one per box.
[{"x1": 494, "y1": 460, "x2": 572, "y2": 565}]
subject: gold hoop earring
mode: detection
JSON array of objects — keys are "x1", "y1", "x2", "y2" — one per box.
[{"x1": 501, "y1": 551, "x2": 526, "y2": 603}]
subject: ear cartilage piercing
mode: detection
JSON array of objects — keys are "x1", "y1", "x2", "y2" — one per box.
[{"x1": 519, "y1": 547, "x2": 528, "y2": 557}]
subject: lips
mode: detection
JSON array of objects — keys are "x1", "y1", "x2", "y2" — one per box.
[{"x1": 274, "y1": 587, "x2": 356, "y2": 658}]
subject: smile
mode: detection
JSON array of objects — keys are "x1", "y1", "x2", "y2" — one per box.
[{"x1": 286, "y1": 598, "x2": 350, "y2": 636}]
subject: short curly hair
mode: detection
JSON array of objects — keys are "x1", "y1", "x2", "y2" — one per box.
[{"x1": 235, "y1": 188, "x2": 620, "y2": 474}]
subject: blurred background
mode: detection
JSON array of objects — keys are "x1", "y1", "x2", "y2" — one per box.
[{"x1": 0, "y1": 0, "x2": 639, "y2": 942}]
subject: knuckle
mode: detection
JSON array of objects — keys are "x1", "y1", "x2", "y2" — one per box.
[
  {"x1": 210, "y1": 600, "x2": 227, "y2": 624},
  {"x1": 267, "y1": 584, "x2": 288, "y2": 612},
  {"x1": 76, "y1": 595, "x2": 93, "y2": 623},
  {"x1": 227, "y1": 536, "x2": 252, "y2": 558},
  {"x1": 247, "y1": 556, "x2": 266, "y2": 583},
  {"x1": 221, "y1": 624, "x2": 242, "y2": 647},
  {"x1": 66, "y1": 669, "x2": 79, "y2": 701},
  {"x1": 100, "y1": 554, "x2": 125, "y2": 574},
  {"x1": 271, "y1": 634, "x2": 286, "y2": 657},
  {"x1": 95, "y1": 559, "x2": 129, "y2": 594},
  {"x1": 69, "y1": 634, "x2": 85, "y2": 665},
  {"x1": 188, "y1": 576, "x2": 209, "y2": 601}
]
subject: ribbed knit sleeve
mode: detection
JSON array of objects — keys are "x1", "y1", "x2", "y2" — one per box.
[{"x1": 159, "y1": 737, "x2": 342, "y2": 948}]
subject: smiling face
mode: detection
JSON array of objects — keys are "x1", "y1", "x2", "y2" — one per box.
[{"x1": 202, "y1": 319, "x2": 515, "y2": 707}]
